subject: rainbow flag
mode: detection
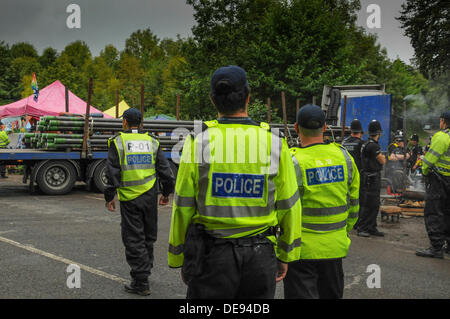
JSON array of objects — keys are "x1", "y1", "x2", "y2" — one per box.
[{"x1": 31, "y1": 72, "x2": 39, "y2": 102}]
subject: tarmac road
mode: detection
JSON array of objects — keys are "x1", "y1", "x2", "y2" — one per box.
[{"x1": 0, "y1": 175, "x2": 449, "y2": 299}]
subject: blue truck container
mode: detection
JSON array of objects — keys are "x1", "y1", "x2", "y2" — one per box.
[{"x1": 321, "y1": 84, "x2": 392, "y2": 151}]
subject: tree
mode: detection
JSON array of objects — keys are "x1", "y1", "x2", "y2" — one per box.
[
  {"x1": 39, "y1": 48, "x2": 58, "y2": 68},
  {"x1": 398, "y1": 0, "x2": 450, "y2": 78},
  {"x1": 10, "y1": 42, "x2": 38, "y2": 59},
  {"x1": 124, "y1": 28, "x2": 164, "y2": 66},
  {"x1": 60, "y1": 41, "x2": 92, "y2": 69}
]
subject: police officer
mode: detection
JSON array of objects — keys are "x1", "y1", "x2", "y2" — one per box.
[
  {"x1": 357, "y1": 120, "x2": 386, "y2": 237},
  {"x1": 105, "y1": 108, "x2": 175, "y2": 295},
  {"x1": 285, "y1": 105, "x2": 360, "y2": 299},
  {"x1": 342, "y1": 119, "x2": 364, "y2": 171},
  {"x1": 416, "y1": 111, "x2": 450, "y2": 258},
  {"x1": 408, "y1": 134, "x2": 423, "y2": 172},
  {"x1": 0, "y1": 122, "x2": 10, "y2": 178},
  {"x1": 168, "y1": 65, "x2": 302, "y2": 299}
]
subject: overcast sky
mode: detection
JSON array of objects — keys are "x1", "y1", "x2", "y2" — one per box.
[{"x1": 0, "y1": 0, "x2": 414, "y2": 64}]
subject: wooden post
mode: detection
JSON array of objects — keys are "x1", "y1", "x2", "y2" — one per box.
[
  {"x1": 115, "y1": 90, "x2": 119, "y2": 119},
  {"x1": 281, "y1": 91, "x2": 288, "y2": 137},
  {"x1": 341, "y1": 96, "x2": 348, "y2": 141},
  {"x1": 81, "y1": 78, "x2": 93, "y2": 159},
  {"x1": 140, "y1": 85, "x2": 145, "y2": 115},
  {"x1": 65, "y1": 86, "x2": 69, "y2": 113},
  {"x1": 296, "y1": 98, "x2": 300, "y2": 116},
  {"x1": 267, "y1": 97, "x2": 271, "y2": 123},
  {"x1": 176, "y1": 94, "x2": 181, "y2": 121},
  {"x1": 402, "y1": 100, "x2": 407, "y2": 177},
  {"x1": 312, "y1": 96, "x2": 316, "y2": 105}
]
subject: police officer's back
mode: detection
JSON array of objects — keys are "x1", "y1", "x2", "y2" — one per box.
[
  {"x1": 285, "y1": 105, "x2": 360, "y2": 299},
  {"x1": 168, "y1": 66, "x2": 302, "y2": 299},
  {"x1": 343, "y1": 119, "x2": 364, "y2": 171},
  {"x1": 105, "y1": 108, "x2": 175, "y2": 295}
]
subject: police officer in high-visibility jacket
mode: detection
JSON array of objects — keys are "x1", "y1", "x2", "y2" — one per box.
[
  {"x1": 416, "y1": 111, "x2": 450, "y2": 259},
  {"x1": 168, "y1": 65, "x2": 302, "y2": 299},
  {"x1": 285, "y1": 104, "x2": 360, "y2": 299},
  {"x1": 0, "y1": 122, "x2": 10, "y2": 178},
  {"x1": 105, "y1": 108, "x2": 174, "y2": 295}
]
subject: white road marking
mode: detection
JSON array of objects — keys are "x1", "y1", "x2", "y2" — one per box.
[
  {"x1": 84, "y1": 196, "x2": 104, "y2": 201},
  {"x1": 344, "y1": 275, "x2": 361, "y2": 289},
  {"x1": 0, "y1": 235, "x2": 129, "y2": 285}
]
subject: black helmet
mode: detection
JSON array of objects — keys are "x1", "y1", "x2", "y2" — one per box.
[
  {"x1": 395, "y1": 130, "x2": 405, "y2": 141},
  {"x1": 410, "y1": 133, "x2": 419, "y2": 142},
  {"x1": 368, "y1": 120, "x2": 382, "y2": 135},
  {"x1": 350, "y1": 119, "x2": 363, "y2": 133}
]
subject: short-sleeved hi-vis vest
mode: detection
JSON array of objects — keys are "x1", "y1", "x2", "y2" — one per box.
[
  {"x1": 109, "y1": 132, "x2": 159, "y2": 201},
  {"x1": 290, "y1": 143, "x2": 360, "y2": 260},
  {"x1": 422, "y1": 128, "x2": 450, "y2": 176},
  {"x1": 168, "y1": 120, "x2": 302, "y2": 267},
  {"x1": 0, "y1": 131, "x2": 9, "y2": 148}
]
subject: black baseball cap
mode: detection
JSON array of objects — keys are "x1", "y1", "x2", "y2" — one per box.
[
  {"x1": 440, "y1": 111, "x2": 450, "y2": 120},
  {"x1": 296, "y1": 104, "x2": 325, "y2": 129},
  {"x1": 210, "y1": 65, "x2": 249, "y2": 94},
  {"x1": 121, "y1": 108, "x2": 142, "y2": 124}
]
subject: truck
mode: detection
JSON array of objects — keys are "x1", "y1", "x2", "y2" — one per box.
[{"x1": 321, "y1": 84, "x2": 392, "y2": 151}]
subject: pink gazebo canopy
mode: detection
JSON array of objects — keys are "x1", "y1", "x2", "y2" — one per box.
[{"x1": 0, "y1": 80, "x2": 112, "y2": 119}]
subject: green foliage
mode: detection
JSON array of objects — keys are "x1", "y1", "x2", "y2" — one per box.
[{"x1": 1, "y1": 0, "x2": 444, "y2": 128}]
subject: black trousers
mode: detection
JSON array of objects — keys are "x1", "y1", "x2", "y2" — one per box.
[
  {"x1": 0, "y1": 164, "x2": 6, "y2": 176},
  {"x1": 186, "y1": 240, "x2": 277, "y2": 299},
  {"x1": 119, "y1": 187, "x2": 158, "y2": 282},
  {"x1": 424, "y1": 173, "x2": 450, "y2": 249},
  {"x1": 283, "y1": 259, "x2": 344, "y2": 299},
  {"x1": 358, "y1": 172, "x2": 381, "y2": 233}
]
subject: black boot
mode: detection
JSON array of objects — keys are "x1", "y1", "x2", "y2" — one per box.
[
  {"x1": 415, "y1": 247, "x2": 444, "y2": 259},
  {"x1": 124, "y1": 279, "x2": 151, "y2": 296}
]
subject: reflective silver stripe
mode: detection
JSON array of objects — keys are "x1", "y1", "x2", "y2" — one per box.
[
  {"x1": 302, "y1": 205, "x2": 348, "y2": 216},
  {"x1": 292, "y1": 155, "x2": 303, "y2": 188},
  {"x1": 302, "y1": 220, "x2": 347, "y2": 231},
  {"x1": 120, "y1": 174, "x2": 156, "y2": 187},
  {"x1": 350, "y1": 198, "x2": 359, "y2": 206},
  {"x1": 428, "y1": 149, "x2": 442, "y2": 158},
  {"x1": 269, "y1": 132, "x2": 282, "y2": 176},
  {"x1": 436, "y1": 166, "x2": 450, "y2": 173},
  {"x1": 152, "y1": 137, "x2": 159, "y2": 153},
  {"x1": 205, "y1": 226, "x2": 265, "y2": 238},
  {"x1": 348, "y1": 212, "x2": 359, "y2": 219},
  {"x1": 174, "y1": 193, "x2": 196, "y2": 207},
  {"x1": 168, "y1": 244, "x2": 184, "y2": 255},
  {"x1": 422, "y1": 158, "x2": 433, "y2": 167},
  {"x1": 201, "y1": 203, "x2": 275, "y2": 218},
  {"x1": 277, "y1": 237, "x2": 302, "y2": 253},
  {"x1": 438, "y1": 158, "x2": 450, "y2": 166},
  {"x1": 121, "y1": 164, "x2": 155, "y2": 170},
  {"x1": 339, "y1": 148, "x2": 353, "y2": 186},
  {"x1": 276, "y1": 190, "x2": 300, "y2": 210},
  {"x1": 115, "y1": 135, "x2": 125, "y2": 163}
]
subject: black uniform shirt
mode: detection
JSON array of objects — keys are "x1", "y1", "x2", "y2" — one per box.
[
  {"x1": 361, "y1": 138, "x2": 383, "y2": 172},
  {"x1": 408, "y1": 144, "x2": 423, "y2": 167},
  {"x1": 104, "y1": 130, "x2": 175, "y2": 202},
  {"x1": 343, "y1": 136, "x2": 364, "y2": 171}
]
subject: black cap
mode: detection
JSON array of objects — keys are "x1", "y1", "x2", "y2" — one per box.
[
  {"x1": 440, "y1": 111, "x2": 450, "y2": 120},
  {"x1": 296, "y1": 104, "x2": 325, "y2": 129},
  {"x1": 122, "y1": 108, "x2": 142, "y2": 125},
  {"x1": 350, "y1": 119, "x2": 363, "y2": 133},
  {"x1": 368, "y1": 120, "x2": 382, "y2": 135},
  {"x1": 210, "y1": 65, "x2": 249, "y2": 94}
]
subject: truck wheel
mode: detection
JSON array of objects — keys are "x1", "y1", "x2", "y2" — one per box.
[
  {"x1": 93, "y1": 161, "x2": 107, "y2": 193},
  {"x1": 36, "y1": 161, "x2": 77, "y2": 195}
]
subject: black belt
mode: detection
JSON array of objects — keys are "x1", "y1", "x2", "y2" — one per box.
[{"x1": 212, "y1": 226, "x2": 278, "y2": 247}]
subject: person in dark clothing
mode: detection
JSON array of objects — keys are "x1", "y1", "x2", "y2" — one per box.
[
  {"x1": 357, "y1": 120, "x2": 386, "y2": 237},
  {"x1": 342, "y1": 119, "x2": 364, "y2": 172},
  {"x1": 105, "y1": 108, "x2": 175, "y2": 296},
  {"x1": 408, "y1": 134, "x2": 423, "y2": 173}
]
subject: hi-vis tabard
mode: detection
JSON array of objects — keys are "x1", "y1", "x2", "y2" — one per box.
[
  {"x1": 0, "y1": 131, "x2": 9, "y2": 148},
  {"x1": 291, "y1": 143, "x2": 360, "y2": 260},
  {"x1": 168, "y1": 120, "x2": 303, "y2": 267},
  {"x1": 422, "y1": 128, "x2": 450, "y2": 177},
  {"x1": 109, "y1": 132, "x2": 159, "y2": 201}
]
